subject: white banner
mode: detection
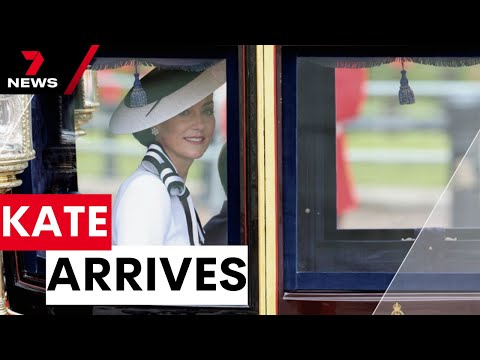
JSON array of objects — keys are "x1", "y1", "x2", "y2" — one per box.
[{"x1": 46, "y1": 246, "x2": 248, "y2": 306}]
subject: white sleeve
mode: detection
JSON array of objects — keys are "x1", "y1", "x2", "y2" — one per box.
[{"x1": 114, "y1": 173, "x2": 172, "y2": 245}]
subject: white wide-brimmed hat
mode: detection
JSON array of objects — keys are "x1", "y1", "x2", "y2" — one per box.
[{"x1": 109, "y1": 59, "x2": 226, "y2": 134}]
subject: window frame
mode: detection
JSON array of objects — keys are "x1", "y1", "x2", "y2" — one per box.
[{"x1": 5, "y1": 45, "x2": 260, "y2": 315}]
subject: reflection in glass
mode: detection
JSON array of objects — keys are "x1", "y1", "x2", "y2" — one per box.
[
  {"x1": 374, "y1": 127, "x2": 480, "y2": 314},
  {"x1": 82, "y1": 70, "x2": 99, "y2": 107},
  {"x1": 74, "y1": 70, "x2": 101, "y2": 137},
  {"x1": 0, "y1": 95, "x2": 25, "y2": 155}
]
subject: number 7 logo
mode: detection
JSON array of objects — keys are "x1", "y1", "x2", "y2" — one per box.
[{"x1": 21, "y1": 51, "x2": 44, "y2": 76}]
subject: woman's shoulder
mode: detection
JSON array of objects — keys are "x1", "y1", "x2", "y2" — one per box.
[
  {"x1": 117, "y1": 167, "x2": 170, "y2": 201},
  {"x1": 113, "y1": 167, "x2": 174, "y2": 246}
]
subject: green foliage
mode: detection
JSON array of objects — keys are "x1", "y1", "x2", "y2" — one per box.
[
  {"x1": 351, "y1": 163, "x2": 448, "y2": 187},
  {"x1": 346, "y1": 131, "x2": 450, "y2": 187},
  {"x1": 347, "y1": 131, "x2": 450, "y2": 149}
]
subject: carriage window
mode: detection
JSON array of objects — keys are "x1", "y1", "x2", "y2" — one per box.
[
  {"x1": 282, "y1": 48, "x2": 480, "y2": 292},
  {"x1": 75, "y1": 52, "x2": 242, "y2": 246}
]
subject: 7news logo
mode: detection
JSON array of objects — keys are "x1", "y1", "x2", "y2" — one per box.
[
  {"x1": 8, "y1": 50, "x2": 58, "y2": 89},
  {"x1": 7, "y1": 45, "x2": 99, "y2": 94}
]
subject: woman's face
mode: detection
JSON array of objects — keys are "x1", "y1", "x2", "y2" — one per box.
[{"x1": 156, "y1": 94, "x2": 215, "y2": 164}]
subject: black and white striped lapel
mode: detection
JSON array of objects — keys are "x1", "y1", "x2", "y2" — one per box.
[
  {"x1": 144, "y1": 144, "x2": 186, "y2": 196},
  {"x1": 142, "y1": 143, "x2": 204, "y2": 245}
]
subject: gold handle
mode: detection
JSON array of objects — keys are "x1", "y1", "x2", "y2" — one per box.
[{"x1": 0, "y1": 251, "x2": 21, "y2": 315}]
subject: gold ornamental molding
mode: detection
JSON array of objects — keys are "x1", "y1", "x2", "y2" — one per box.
[
  {"x1": 0, "y1": 95, "x2": 36, "y2": 194},
  {"x1": 391, "y1": 302, "x2": 405, "y2": 315},
  {"x1": 74, "y1": 70, "x2": 100, "y2": 137}
]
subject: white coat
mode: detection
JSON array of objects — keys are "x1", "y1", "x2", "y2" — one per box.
[{"x1": 112, "y1": 144, "x2": 204, "y2": 246}]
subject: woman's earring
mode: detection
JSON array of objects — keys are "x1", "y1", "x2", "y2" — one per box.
[{"x1": 151, "y1": 127, "x2": 159, "y2": 136}]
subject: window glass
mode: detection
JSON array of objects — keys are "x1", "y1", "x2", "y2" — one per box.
[
  {"x1": 292, "y1": 55, "x2": 480, "y2": 290},
  {"x1": 76, "y1": 58, "x2": 234, "y2": 246}
]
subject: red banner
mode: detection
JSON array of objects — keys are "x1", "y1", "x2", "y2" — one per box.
[{"x1": 0, "y1": 194, "x2": 111, "y2": 250}]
